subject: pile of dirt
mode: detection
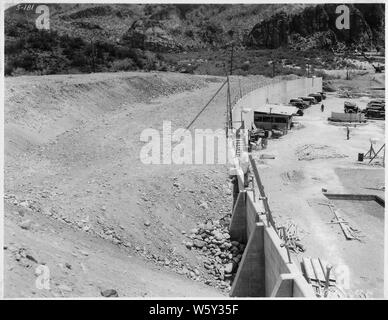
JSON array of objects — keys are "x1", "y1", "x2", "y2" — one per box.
[
  {"x1": 296, "y1": 144, "x2": 348, "y2": 161},
  {"x1": 281, "y1": 170, "x2": 304, "y2": 184},
  {"x1": 322, "y1": 81, "x2": 336, "y2": 92}
]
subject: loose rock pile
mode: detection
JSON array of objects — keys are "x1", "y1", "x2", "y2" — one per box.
[
  {"x1": 183, "y1": 218, "x2": 245, "y2": 292},
  {"x1": 296, "y1": 144, "x2": 348, "y2": 161}
]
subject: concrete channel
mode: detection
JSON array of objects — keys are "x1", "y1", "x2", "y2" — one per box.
[{"x1": 227, "y1": 77, "x2": 322, "y2": 297}]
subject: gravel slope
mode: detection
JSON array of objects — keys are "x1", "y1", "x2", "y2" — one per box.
[{"x1": 4, "y1": 71, "x2": 274, "y2": 297}]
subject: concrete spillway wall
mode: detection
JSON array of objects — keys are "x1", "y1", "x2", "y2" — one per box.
[
  {"x1": 227, "y1": 77, "x2": 320, "y2": 297},
  {"x1": 232, "y1": 77, "x2": 323, "y2": 127},
  {"x1": 228, "y1": 167, "x2": 314, "y2": 297}
]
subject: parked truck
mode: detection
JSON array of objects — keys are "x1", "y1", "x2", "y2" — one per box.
[
  {"x1": 363, "y1": 99, "x2": 385, "y2": 119},
  {"x1": 344, "y1": 101, "x2": 360, "y2": 113}
]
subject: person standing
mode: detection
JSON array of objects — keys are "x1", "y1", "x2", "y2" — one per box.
[
  {"x1": 321, "y1": 104, "x2": 324, "y2": 112},
  {"x1": 261, "y1": 137, "x2": 268, "y2": 149},
  {"x1": 346, "y1": 126, "x2": 350, "y2": 140}
]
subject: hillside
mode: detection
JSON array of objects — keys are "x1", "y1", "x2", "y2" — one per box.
[
  {"x1": 4, "y1": 3, "x2": 385, "y2": 76},
  {"x1": 6, "y1": 4, "x2": 310, "y2": 48}
]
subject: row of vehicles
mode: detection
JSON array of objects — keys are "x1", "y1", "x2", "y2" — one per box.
[
  {"x1": 288, "y1": 92, "x2": 326, "y2": 115},
  {"x1": 344, "y1": 99, "x2": 385, "y2": 119}
]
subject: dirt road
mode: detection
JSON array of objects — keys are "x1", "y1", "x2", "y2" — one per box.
[{"x1": 254, "y1": 93, "x2": 385, "y2": 297}]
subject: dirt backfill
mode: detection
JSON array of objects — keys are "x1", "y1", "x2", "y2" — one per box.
[{"x1": 4, "y1": 71, "x2": 275, "y2": 297}]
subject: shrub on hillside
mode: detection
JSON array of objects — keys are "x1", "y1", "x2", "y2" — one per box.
[
  {"x1": 14, "y1": 52, "x2": 36, "y2": 71},
  {"x1": 4, "y1": 60, "x2": 14, "y2": 76},
  {"x1": 110, "y1": 58, "x2": 137, "y2": 71},
  {"x1": 27, "y1": 30, "x2": 58, "y2": 51},
  {"x1": 5, "y1": 40, "x2": 24, "y2": 55},
  {"x1": 11, "y1": 67, "x2": 29, "y2": 76},
  {"x1": 184, "y1": 29, "x2": 194, "y2": 38},
  {"x1": 200, "y1": 21, "x2": 224, "y2": 45}
]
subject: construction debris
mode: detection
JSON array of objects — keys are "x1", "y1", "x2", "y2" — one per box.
[
  {"x1": 296, "y1": 144, "x2": 348, "y2": 161},
  {"x1": 318, "y1": 202, "x2": 363, "y2": 241},
  {"x1": 363, "y1": 185, "x2": 385, "y2": 191},
  {"x1": 277, "y1": 221, "x2": 305, "y2": 254},
  {"x1": 302, "y1": 257, "x2": 342, "y2": 298},
  {"x1": 260, "y1": 154, "x2": 276, "y2": 159}
]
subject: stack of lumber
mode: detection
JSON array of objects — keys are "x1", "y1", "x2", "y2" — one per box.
[{"x1": 302, "y1": 257, "x2": 342, "y2": 298}]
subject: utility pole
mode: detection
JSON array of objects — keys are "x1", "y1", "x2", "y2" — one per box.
[
  {"x1": 238, "y1": 77, "x2": 242, "y2": 99},
  {"x1": 226, "y1": 80, "x2": 230, "y2": 136},
  {"x1": 90, "y1": 37, "x2": 96, "y2": 73},
  {"x1": 227, "y1": 42, "x2": 234, "y2": 134},
  {"x1": 272, "y1": 60, "x2": 276, "y2": 78},
  {"x1": 227, "y1": 76, "x2": 232, "y2": 130},
  {"x1": 229, "y1": 42, "x2": 234, "y2": 75}
]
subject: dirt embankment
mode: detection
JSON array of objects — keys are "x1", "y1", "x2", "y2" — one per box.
[{"x1": 4, "y1": 71, "x2": 274, "y2": 297}]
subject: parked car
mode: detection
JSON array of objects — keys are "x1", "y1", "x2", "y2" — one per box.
[
  {"x1": 289, "y1": 99, "x2": 309, "y2": 109},
  {"x1": 367, "y1": 103, "x2": 385, "y2": 110},
  {"x1": 365, "y1": 108, "x2": 385, "y2": 119},
  {"x1": 308, "y1": 93, "x2": 322, "y2": 103},
  {"x1": 344, "y1": 101, "x2": 360, "y2": 113},
  {"x1": 367, "y1": 99, "x2": 385, "y2": 107},
  {"x1": 298, "y1": 96, "x2": 317, "y2": 105},
  {"x1": 318, "y1": 92, "x2": 327, "y2": 100},
  {"x1": 364, "y1": 99, "x2": 385, "y2": 119}
]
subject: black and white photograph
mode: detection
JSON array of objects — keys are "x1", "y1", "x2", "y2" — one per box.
[{"x1": 1, "y1": 1, "x2": 386, "y2": 302}]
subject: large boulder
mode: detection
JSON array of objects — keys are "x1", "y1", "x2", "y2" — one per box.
[{"x1": 122, "y1": 19, "x2": 183, "y2": 52}]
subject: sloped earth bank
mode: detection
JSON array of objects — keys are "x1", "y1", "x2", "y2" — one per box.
[{"x1": 4, "y1": 71, "x2": 280, "y2": 297}]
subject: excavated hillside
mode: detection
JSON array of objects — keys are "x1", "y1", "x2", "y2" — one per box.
[{"x1": 4, "y1": 71, "x2": 280, "y2": 297}]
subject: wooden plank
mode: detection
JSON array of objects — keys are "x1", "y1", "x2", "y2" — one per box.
[
  {"x1": 332, "y1": 208, "x2": 355, "y2": 240},
  {"x1": 248, "y1": 155, "x2": 267, "y2": 199},
  {"x1": 302, "y1": 257, "x2": 316, "y2": 282},
  {"x1": 319, "y1": 259, "x2": 336, "y2": 282},
  {"x1": 311, "y1": 258, "x2": 326, "y2": 283},
  {"x1": 342, "y1": 224, "x2": 355, "y2": 240},
  {"x1": 320, "y1": 201, "x2": 354, "y2": 240},
  {"x1": 249, "y1": 154, "x2": 275, "y2": 227}
]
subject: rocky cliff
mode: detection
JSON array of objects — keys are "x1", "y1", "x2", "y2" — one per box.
[{"x1": 247, "y1": 4, "x2": 385, "y2": 51}]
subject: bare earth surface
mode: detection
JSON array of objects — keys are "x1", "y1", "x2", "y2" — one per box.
[
  {"x1": 4, "y1": 71, "x2": 277, "y2": 297},
  {"x1": 4, "y1": 71, "x2": 384, "y2": 298},
  {"x1": 254, "y1": 91, "x2": 385, "y2": 297}
]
